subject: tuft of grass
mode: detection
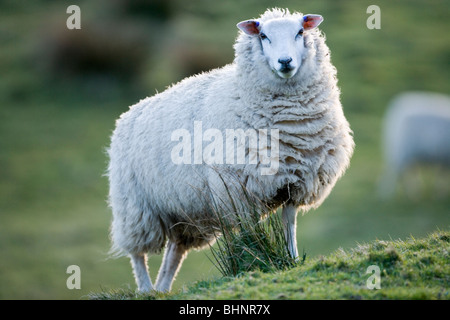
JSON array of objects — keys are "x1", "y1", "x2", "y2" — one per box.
[
  {"x1": 367, "y1": 246, "x2": 401, "y2": 268},
  {"x1": 199, "y1": 174, "x2": 300, "y2": 277},
  {"x1": 210, "y1": 210, "x2": 301, "y2": 277}
]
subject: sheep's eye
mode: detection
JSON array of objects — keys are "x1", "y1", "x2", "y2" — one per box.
[
  {"x1": 297, "y1": 29, "x2": 304, "y2": 37},
  {"x1": 260, "y1": 33, "x2": 268, "y2": 40}
]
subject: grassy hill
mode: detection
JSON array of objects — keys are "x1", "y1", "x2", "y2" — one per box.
[{"x1": 91, "y1": 229, "x2": 449, "y2": 300}]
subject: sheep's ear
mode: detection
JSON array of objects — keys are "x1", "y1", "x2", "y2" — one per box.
[
  {"x1": 302, "y1": 14, "x2": 323, "y2": 30},
  {"x1": 237, "y1": 20, "x2": 260, "y2": 35}
]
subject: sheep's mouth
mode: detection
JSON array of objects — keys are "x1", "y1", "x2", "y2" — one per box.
[{"x1": 277, "y1": 67, "x2": 296, "y2": 79}]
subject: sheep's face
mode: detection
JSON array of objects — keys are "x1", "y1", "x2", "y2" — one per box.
[{"x1": 237, "y1": 14, "x2": 323, "y2": 80}]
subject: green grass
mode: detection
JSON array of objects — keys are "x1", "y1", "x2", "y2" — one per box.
[
  {"x1": 196, "y1": 176, "x2": 299, "y2": 277},
  {"x1": 90, "y1": 229, "x2": 450, "y2": 300},
  {"x1": 0, "y1": 0, "x2": 449, "y2": 299},
  {"x1": 210, "y1": 210, "x2": 299, "y2": 277}
]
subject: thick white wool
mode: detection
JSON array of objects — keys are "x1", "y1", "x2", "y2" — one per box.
[{"x1": 107, "y1": 8, "x2": 354, "y2": 256}]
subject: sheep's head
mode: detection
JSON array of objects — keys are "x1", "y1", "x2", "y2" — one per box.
[{"x1": 237, "y1": 13, "x2": 323, "y2": 80}]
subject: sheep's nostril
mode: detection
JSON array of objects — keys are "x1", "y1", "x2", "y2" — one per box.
[
  {"x1": 278, "y1": 57, "x2": 293, "y2": 66},
  {"x1": 278, "y1": 57, "x2": 294, "y2": 74}
]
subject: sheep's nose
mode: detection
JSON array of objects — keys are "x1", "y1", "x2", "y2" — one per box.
[{"x1": 278, "y1": 57, "x2": 293, "y2": 66}]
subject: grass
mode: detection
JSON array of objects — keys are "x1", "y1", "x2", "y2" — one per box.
[
  {"x1": 210, "y1": 210, "x2": 300, "y2": 277},
  {"x1": 198, "y1": 175, "x2": 299, "y2": 277},
  {"x1": 90, "y1": 228, "x2": 450, "y2": 300}
]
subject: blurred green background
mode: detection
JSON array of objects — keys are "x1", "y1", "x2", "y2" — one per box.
[{"x1": 0, "y1": 0, "x2": 449, "y2": 299}]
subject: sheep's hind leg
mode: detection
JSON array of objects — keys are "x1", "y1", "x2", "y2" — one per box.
[
  {"x1": 130, "y1": 253, "x2": 153, "y2": 292},
  {"x1": 155, "y1": 241, "x2": 188, "y2": 292}
]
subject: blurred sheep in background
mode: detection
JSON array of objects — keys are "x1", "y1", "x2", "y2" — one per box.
[{"x1": 379, "y1": 92, "x2": 450, "y2": 199}]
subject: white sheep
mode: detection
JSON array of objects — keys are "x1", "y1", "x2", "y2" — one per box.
[
  {"x1": 107, "y1": 8, "x2": 354, "y2": 292},
  {"x1": 379, "y1": 91, "x2": 450, "y2": 198}
]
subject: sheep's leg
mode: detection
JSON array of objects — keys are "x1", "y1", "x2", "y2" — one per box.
[
  {"x1": 282, "y1": 204, "x2": 299, "y2": 260},
  {"x1": 155, "y1": 241, "x2": 188, "y2": 292},
  {"x1": 130, "y1": 253, "x2": 153, "y2": 292}
]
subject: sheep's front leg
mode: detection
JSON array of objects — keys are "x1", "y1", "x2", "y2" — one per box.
[
  {"x1": 155, "y1": 241, "x2": 188, "y2": 292},
  {"x1": 281, "y1": 204, "x2": 299, "y2": 260}
]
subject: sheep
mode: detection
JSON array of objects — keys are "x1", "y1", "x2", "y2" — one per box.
[
  {"x1": 107, "y1": 8, "x2": 354, "y2": 293},
  {"x1": 379, "y1": 91, "x2": 450, "y2": 198}
]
